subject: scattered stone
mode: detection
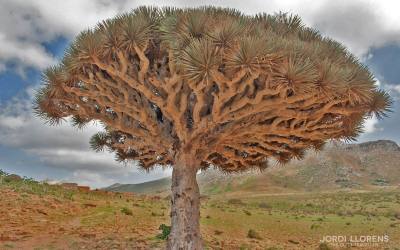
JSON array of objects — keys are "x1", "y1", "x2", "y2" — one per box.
[
  {"x1": 77, "y1": 186, "x2": 90, "y2": 192},
  {"x1": 80, "y1": 233, "x2": 96, "y2": 239},
  {"x1": 36, "y1": 209, "x2": 48, "y2": 215},
  {"x1": 288, "y1": 239, "x2": 300, "y2": 244},
  {"x1": 214, "y1": 230, "x2": 223, "y2": 235},
  {"x1": 61, "y1": 183, "x2": 78, "y2": 190},
  {"x1": 82, "y1": 203, "x2": 97, "y2": 208}
]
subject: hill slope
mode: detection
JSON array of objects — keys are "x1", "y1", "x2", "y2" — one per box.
[
  {"x1": 2, "y1": 167, "x2": 400, "y2": 249},
  {"x1": 104, "y1": 140, "x2": 400, "y2": 195},
  {"x1": 103, "y1": 177, "x2": 171, "y2": 194}
]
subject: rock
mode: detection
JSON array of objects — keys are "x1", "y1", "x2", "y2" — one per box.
[
  {"x1": 83, "y1": 203, "x2": 97, "y2": 208},
  {"x1": 345, "y1": 140, "x2": 400, "y2": 152},
  {"x1": 36, "y1": 209, "x2": 48, "y2": 215},
  {"x1": 80, "y1": 233, "x2": 96, "y2": 238},
  {"x1": 61, "y1": 183, "x2": 78, "y2": 190},
  {"x1": 77, "y1": 186, "x2": 90, "y2": 192},
  {"x1": 288, "y1": 239, "x2": 300, "y2": 244}
]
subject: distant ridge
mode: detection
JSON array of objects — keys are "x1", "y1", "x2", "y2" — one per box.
[
  {"x1": 345, "y1": 139, "x2": 400, "y2": 152},
  {"x1": 103, "y1": 140, "x2": 400, "y2": 194},
  {"x1": 103, "y1": 177, "x2": 171, "y2": 194}
]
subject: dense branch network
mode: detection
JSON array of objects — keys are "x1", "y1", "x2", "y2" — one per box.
[{"x1": 35, "y1": 7, "x2": 391, "y2": 171}]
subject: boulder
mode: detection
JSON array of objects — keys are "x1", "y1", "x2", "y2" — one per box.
[
  {"x1": 61, "y1": 183, "x2": 78, "y2": 190},
  {"x1": 77, "y1": 186, "x2": 90, "y2": 192}
]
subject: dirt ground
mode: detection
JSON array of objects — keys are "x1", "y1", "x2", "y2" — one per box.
[{"x1": 1, "y1": 184, "x2": 400, "y2": 249}]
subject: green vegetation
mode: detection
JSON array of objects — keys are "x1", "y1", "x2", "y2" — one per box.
[
  {"x1": 157, "y1": 224, "x2": 171, "y2": 240},
  {"x1": 0, "y1": 169, "x2": 75, "y2": 199},
  {"x1": 121, "y1": 207, "x2": 133, "y2": 216},
  {"x1": 247, "y1": 229, "x2": 262, "y2": 239}
]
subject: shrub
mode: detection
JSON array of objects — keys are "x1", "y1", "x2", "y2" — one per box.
[
  {"x1": 121, "y1": 207, "x2": 133, "y2": 216},
  {"x1": 247, "y1": 229, "x2": 262, "y2": 240},
  {"x1": 243, "y1": 210, "x2": 252, "y2": 216},
  {"x1": 157, "y1": 224, "x2": 171, "y2": 240},
  {"x1": 258, "y1": 202, "x2": 271, "y2": 209},
  {"x1": 310, "y1": 224, "x2": 321, "y2": 230},
  {"x1": 318, "y1": 243, "x2": 332, "y2": 250}
]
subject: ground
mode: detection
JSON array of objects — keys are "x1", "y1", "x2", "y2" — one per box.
[{"x1": 1, "y1": 177, "x2": 400, "y2": 249}]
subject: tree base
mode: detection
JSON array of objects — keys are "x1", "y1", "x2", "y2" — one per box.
[{"x1": 167, "y1": 154, "x2": 202, "y2": 250}]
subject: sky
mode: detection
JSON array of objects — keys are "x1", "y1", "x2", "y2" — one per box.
[{"x1": 0, "y1": 0, "x2": 399, "y2": 188}]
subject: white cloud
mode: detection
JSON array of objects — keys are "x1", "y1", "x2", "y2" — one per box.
[
  {"x1": 0, "y1": 63, "x2": 6, "y2": 73},
  {"x1": 0, "y1": 0, "x2": 129, "y2": 73},
  {"x1": 384, "y1": 84, "x2": 400, "y2": 101},
  {"x1": 67, "y1": 170, "x2": 118, "y2": 188},
  {"x1": 0, "y1": 33, "x2": 56, "y2": 70},
  {"x1": 363, "y1": 115, "x2": 381, "y2": 134}
]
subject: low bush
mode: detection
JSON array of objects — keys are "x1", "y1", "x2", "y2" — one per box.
[
  {"x1": 121, "y1": 207, "x2": 133, "y2": 216},
  {"x1": 247, "y1": 229, "x2": 262, "y2": 240},
  {"x1": 258, "y1": 202, "x2": 271, "y2": 209},
  {"x1": 157, "y1": 224, "x2": 171, "y2": 240}
]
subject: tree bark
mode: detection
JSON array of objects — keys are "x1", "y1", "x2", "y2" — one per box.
[{"x1": 167, "y1": 153, "x2": 202, "y2": 250}]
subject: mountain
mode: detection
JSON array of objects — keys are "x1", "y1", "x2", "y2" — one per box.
[
  {"x1": 103, "y1": 140, "x2": 400, "y2": 194},
  {"x1": 104, "y1": 177, "x2": 171, "y2": 194}
]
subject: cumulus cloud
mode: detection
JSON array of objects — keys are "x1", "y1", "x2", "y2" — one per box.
[
  {"x1": 363, "y1": 115, "x2": 382, "y2": 134},
  {"x1": 385, "y1": 84, "x2": 400, "y2": 100},
  {"x1": 0, "y1": 87, "x2": 171, "y2": 187},
  {"x1": 0, "y1": 0, "x2": 129, "y2": 73}
]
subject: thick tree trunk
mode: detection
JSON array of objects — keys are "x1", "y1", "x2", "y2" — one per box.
[{"x1": 167, "y1": 153, "x2": 202, "y2": 250}]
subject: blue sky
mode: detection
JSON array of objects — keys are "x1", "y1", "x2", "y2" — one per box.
[{"x1": 0, "y1": 0, "x2": 399, "y2": 187}]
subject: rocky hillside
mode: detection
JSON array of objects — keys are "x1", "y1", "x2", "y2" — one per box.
[{"x1": 104, "y1": 140, "x2": 400, "y2": 194}]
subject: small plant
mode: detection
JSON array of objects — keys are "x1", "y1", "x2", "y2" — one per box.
[
  {"x1": 247, "y1": 229, "x2": 262, "y2": 240},
  {"x1": 318, "y1": 242, "x2": 332, "y2": 250},
  {"x1": 121, "y1": 207, "x2": 133, "y2": 216},
  {"x1": 258, "y1": 202, "x2": 271, "y2": 209},
  {"x1": 310, "y1": 224, "x2": 321, "y2": 230},
  {"x1": 157, "y1": 224, "x2": 171, "y2": 240},
  {"x1": 243, "y1": 210, "x2": 252, "y2": 216}
]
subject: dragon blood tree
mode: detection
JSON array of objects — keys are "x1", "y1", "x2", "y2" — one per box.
[{"x1": 35, "y1": 6, "x2": 391, "y2": 249}]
